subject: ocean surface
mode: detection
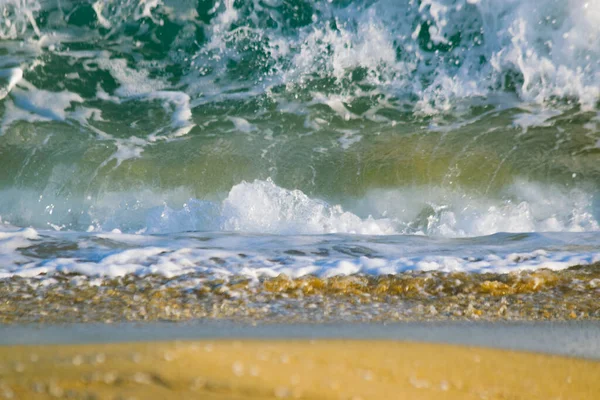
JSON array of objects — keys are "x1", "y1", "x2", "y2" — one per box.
[{"x1": 1, "y1": 0, "x2": 599, "y2": 280}]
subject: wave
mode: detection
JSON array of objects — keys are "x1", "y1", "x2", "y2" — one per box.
[
  {"x1": 1, "y1": 179, "x2": 597, "y2": 237},
  {"x1": 1, "y1": 0, "x2": 599, "y2": 116},
  {"x1": 0, "y1": 0, "x2": 599, "y2": 243}
]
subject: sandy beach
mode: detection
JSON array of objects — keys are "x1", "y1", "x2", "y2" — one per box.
[{"x1": 0, "y1": 339, "x2": 599, "y2": 399}]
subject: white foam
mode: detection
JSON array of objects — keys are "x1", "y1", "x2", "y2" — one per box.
[
  {"x1": 92, "y1": 57, "x2": 195, "y2": 138},
  {"x1": 193, "y1": 0, "x2": 600, "y2": 114},
  {"x1": 512, "y1": 108, "x2": 561, "y2": 131},
  {"x1": 0, "y1": 227, "x2": 38, "y2": 270},
  {"x1": 0, "y1": 0, "x2": 41, "y2": 40},
  {"x1": 92, "y1": 1, "x2": 113, "y2": 29},
  {"x1": 338, "y1": 130, "x2": 362, "y2": 149},
  {"x1": 143, "y1": 91, "x2": 195, "y2": 139},
  {"x1": 10, "y1": 82, "x2": 83, "y2": 122},
  {"x1": 0, "y1": 67, "x2": 23, "y2": 100},
  {"x1": 221, "y1": 179, "x2": 396, "y2": 235},
  {"x1": 90, "y1": 0, "x2": 165, "y2": 30},
  {"x1": 290, "y1": 14, "x2": 398, "y2": 84},
  {"x1": 353, "y1": 180, "x2": 600, "y2": 238},
  {"x1": 3, "y1": 0, "x2": 600, "y2": 116},
  {"x1": 228, "y1": 117, "x2": 256, "y2": 133},
  {"x1": 1, "y1": 226, "x2": 600, "y2": 279},
  {"x1": 97, "y1": 137, "x2": 148, "y2": 170},
  {"x1": 1, "y1": 98, "x2": 48, "y2": 131},
  {"x1": 0, "y1": 179, "x2": 598, "y2": 238}
]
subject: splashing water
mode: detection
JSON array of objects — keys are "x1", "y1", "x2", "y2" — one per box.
[{"x1": 0, "y1": 0, "x2": 599, "y2": 278}]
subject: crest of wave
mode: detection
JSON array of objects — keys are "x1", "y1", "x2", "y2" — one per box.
[
  {"x1": 4, "y1": 0, "x2": 599, "y2": 111},
  {"x1": 134, "y1": 179, "x2": 600, "y2": 237},
  {"x1": 191, "y1": 0, "x2": 600, "y2": 112},
  {"x1": 221, "y1": 179, "x2": 396, "y2": 235}
]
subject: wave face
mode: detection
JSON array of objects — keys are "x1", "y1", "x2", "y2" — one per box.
[{"x1": 0, "y1": 0, "x2": 599, "y2": 277}]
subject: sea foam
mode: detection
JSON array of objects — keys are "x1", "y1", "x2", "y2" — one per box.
[
  {"x1": 1, "y1": 224, "x2": 599, "y2": 279},
  {"x1": 0, "y1": 179, "x2": 598, "y2": 238}
]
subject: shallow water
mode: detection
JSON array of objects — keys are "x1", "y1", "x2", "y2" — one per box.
[
  {"x1": 0, "y1": 0, "x2": 599, "y2": 279},
  {"x1": 2, "y1": 321, "x2": 600, "y2": 360},
  {"x1": 2, "y1": 228, "x2": 600, "y2": 278}
]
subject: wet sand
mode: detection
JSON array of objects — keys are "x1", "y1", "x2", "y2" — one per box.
[
  {"x1": 2, "y1": 264, "x2": 600, "y2": 324},
  {"x1": 0, "y1": 339, "x2": 599, "y2": 399},
  {"x1": 1, "y1": 264, "x2": 599, "y2": 399}
]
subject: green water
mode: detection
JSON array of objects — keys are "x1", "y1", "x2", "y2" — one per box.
[{"x1": 0, "y1": 0, "x2": 598, "y2": 233}]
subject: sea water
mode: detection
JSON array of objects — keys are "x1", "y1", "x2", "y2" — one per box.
[{"x1": 0, "y1": 0, "x2": 599, "y2": 280}]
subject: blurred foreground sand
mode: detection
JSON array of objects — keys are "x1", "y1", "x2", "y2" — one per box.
[{"x1": 0, "y1": 340, "x2": 598, "y2": 399}]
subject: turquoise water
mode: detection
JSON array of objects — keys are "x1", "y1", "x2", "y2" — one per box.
[{"x1": 0, "y1": 0, "x2": 599, "y2": 277}]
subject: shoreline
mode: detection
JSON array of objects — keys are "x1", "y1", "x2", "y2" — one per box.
[
  {"x1": 2, "y1": 264, "x2": 599, "y2": 324},
  {"x1": 2, "y1": 321, "x2": 600, "y2": 360}
]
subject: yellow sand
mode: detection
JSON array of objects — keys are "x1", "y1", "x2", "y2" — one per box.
[{"x1": 0, "y1": 340, "x2": 598, "y2": 399}]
